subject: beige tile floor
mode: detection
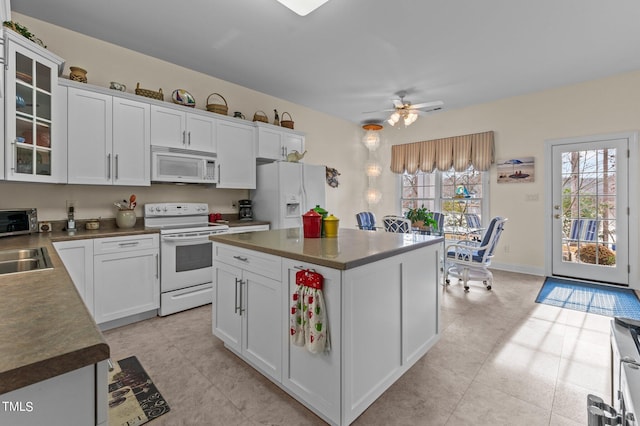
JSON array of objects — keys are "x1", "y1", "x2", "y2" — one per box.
[{"x1": 104, "y1": 270, "x2": 612, "y2": 425}]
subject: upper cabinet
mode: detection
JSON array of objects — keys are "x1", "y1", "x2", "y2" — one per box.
[
  {"x1": 216, "y1": 118, "x2": 256, "y2": 189},
  {"x1": 66, "y1": 83, "x2": 150, "y2": 186},
  {"x1": 255, "y1": 122, "x2": 305, "y2": 162},
  {"x1": 150, "y1": 105, "x2": 216, "y2": 153},
  {"x1": 4, "y1": 29, "x2": 65, "y2": 182}
]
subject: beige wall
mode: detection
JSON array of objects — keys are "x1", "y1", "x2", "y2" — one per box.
[
  {"x1": 2, "y1": 13, "x2": 366, "y2": 225},
  {"x1": 5, "y1": 13, "x2": 640, "y2": 275},
  {"x1": 371, "y1": 71, "x2": 640, "y2": 274}
]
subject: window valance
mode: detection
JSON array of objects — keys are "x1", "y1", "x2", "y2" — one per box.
[{"x1": 390, "y1": 131, "x2": 494, "y2": 174}]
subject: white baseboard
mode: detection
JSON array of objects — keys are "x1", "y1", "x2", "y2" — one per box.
[{"x1": 490, "y1": 262, "x2": 545, "y2": 277}]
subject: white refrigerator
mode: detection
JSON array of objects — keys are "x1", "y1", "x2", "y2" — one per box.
[{"x1": 250, "y1": 162, "x2": 326, "y2": 229}]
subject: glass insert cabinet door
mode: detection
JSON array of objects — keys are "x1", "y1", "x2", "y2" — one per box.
[{"x1": 5, "y1": 35, "x2": 63, "y2": 182}]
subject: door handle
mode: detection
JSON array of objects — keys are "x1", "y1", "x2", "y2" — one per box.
[
  {"x1": 554, "y1": 214, "x2": 561, "y2": 219},
  {"x1": 115, "y1": 154, "x2": 119, "y2": 180},
  {"x1": 107, "y1": 154, "x2": 111, "y2": 179},
  {"x1": 155, "y1": 253, "x2": 159, "y2": 279},
  {"x1": 239, "y1": 279, "x2": 245, "y2": 315},
  {"x1": 188, "y1": 131, "x2": 191, "y2": 146},
  {"x1": 234, "y1": 277, "x2": 240, "y2": 314}
]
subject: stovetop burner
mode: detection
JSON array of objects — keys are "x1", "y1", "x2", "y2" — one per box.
[{"x1": 144, "y1": 202, "x2": 229, "y2": 234}]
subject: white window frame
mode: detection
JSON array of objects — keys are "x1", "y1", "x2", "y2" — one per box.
[{"x1": 398, "y1": 166, "x2": 490, "y2": 228}]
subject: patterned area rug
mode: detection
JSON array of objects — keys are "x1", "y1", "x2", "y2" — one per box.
[
  {"x1": 108, "y1": 356, "x2": 170, "y2": 426},
  {"x1": 536, "y1": 277, "x2": 640, "y2": 319}
]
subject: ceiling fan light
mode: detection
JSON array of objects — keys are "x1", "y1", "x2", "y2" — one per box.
[
  {"x1": 388, "y1": 112, "x2": 400, "y2": 126},
  {"x1": 276, "y1": 0, "x2": 330, "y2": 16},
  {"x1": 404, "y1": 111, "x2": 418, "y2": 126}
]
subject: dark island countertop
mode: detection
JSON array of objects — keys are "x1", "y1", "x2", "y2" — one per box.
[{"x1": 210, "y1": 228, "x2": 443, "y2": 270}]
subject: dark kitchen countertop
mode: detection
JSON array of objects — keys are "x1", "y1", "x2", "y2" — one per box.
[
  {"x1": 0, "y1": 232, "x2": 109, "y2": 395},
  {"x1": 0, "y1": 217, "x2": 270, "y2": 394}
]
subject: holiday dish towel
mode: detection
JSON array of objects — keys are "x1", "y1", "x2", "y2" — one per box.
[{"x1": 290, "y1": 269, "x2": 330, "y2": 353}]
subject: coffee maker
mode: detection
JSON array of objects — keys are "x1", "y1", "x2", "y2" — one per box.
[{"x1": 238, "y1": 199, "x2": 253, "y2": 221}]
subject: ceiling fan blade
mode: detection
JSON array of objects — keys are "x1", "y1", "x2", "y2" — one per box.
[
  {"x1": 410, "y1": 100, "x2": 444, "y2": 110},
  {"x1": 362, "y1": 108, "x2": 397, "y2": 114},
  {"x1": 414, "y1": 106, "x2": 443, "y2": 115}
]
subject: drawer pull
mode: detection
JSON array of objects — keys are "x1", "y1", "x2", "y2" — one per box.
[
  {"x1": 118, "y1": 241, "x2": 140, "y2": 247},
  {"x1": 233, "y1": 255, "x2": 248, "y2": 262}
]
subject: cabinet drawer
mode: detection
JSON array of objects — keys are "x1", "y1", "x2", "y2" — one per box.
[
  {"x1": 226, "y1": 224, "x2": 270, "y2": 234},
  {"x1": 94, "y1": 234, "x2": 159, "y2": 255},
  {"x1": 214, "y1": 244, "x2": 281, "y2": 281}
]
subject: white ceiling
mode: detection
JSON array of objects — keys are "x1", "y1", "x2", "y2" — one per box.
[{"x1": 12, "y1": 0, "x2": 640, "y2": 125}]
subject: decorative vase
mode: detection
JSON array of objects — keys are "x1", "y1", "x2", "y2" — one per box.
[
  {"x1": 69, "y1": 66, "x2": 87, "y2": 83},
  {"x1": 116, "y1": 210, "x2": 136, "y2": 229}
]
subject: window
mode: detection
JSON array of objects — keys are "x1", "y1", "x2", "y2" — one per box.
[{"x1": 400, "y1": 165, "x2": 489, "y2": 230}]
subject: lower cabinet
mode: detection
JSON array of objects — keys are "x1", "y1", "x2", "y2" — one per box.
[
  {"x1": 56, "y1": 235, "x2": 160, "y2": 325},
  {"x1": 213, "y1": 244, "x2": 282, "y2": 381},
  {"x1": 93, "y1": 234, "x2": 159, "y2": 324},
  {"x1": 281, "y1": 260, "x2": 341, "y2": 423},
  {"x1": 0, "y1": 361, "x2": 108, "y2": 426},
  {"x1": 53, "y1": 239, "x2": 94, "y2": 316}
]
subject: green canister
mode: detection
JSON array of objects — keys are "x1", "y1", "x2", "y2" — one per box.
[{"x1": 313, "y1": 205, "x2": 328, "y2": 236}]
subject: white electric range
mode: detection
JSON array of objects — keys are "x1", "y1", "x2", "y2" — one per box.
[{"x1": 145, "y1": 203, "x2": 229, "y2": 316}]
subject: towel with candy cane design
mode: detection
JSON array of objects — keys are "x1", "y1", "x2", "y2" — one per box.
[
  {"x1": 290, "y1": 281, "x2": 306, "y2": 347},
  {"x1": 290, "y1": 269, "x2": 329, "y2": 353}
]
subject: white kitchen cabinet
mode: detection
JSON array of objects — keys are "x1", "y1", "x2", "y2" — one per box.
[
  {"x1": 150, "y1": 104, "x2": 216, "y2": 152},
  {"x1": 112, "y1": 97, "x2": 151, "y2": 185},
  {"x1": 0, "y1": 361, "x2": 108, "y2": 426},
  {"x1": 93, "y1": 234, "x2": 159, "y2": 324},
  {"x1": 53, "y1": 239, "x2": 94, "y2": 316},
  {"x1": 255, "y1": 122, "x2": 305, "y2": 162},
  {"x1": 5, "y1": 29, "x2": 65, "y2": 183},
  {"x1": 281, "y1": 260, "x2": 341, "y2": 423},
  {"x1": 213, "y1": 244, "x2": 282, "y2": 381},
  {"x1": 66, "y1": 88, "x2": 111, "y2": 184},
  {"x1": 66, "y1": 85, "x2": 150, "y2": 186},
  {"x1": 216, "y1": 119, "x2": 256, "y2": 188}
]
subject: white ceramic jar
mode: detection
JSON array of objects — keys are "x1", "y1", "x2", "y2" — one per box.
[{"x1": 116, "y1": 210, "x2": 136, "y2": 229}]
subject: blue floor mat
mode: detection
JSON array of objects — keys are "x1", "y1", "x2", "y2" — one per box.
[{"x1": 536, "y1": 277, "x2": 640, "y2": 319}]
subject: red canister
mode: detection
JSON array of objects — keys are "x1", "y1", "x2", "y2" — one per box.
[{"x1": 302, "y1": 210, "x2": 322, "y2": 238}]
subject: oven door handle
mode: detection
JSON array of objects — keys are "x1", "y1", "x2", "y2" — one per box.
[{"x1": 162, "y1": 234, "x2": 217, "y2": 242}]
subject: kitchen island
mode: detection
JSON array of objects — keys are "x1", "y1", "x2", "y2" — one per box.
[{"x1": 210, "y1": 228, "x2": 443, "y2": 425}]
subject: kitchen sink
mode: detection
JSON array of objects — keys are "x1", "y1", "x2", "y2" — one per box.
[
  {"x1": 0, "y1": 247, "x2": 53, "y2": 275},
  {"x1": 0, "y1": 248, "x2": 42, "y2": 262}
]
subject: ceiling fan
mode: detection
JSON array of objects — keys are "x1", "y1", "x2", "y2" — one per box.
[{"x1": 368, "y1": 91, "x2": 444, "y2": 127}]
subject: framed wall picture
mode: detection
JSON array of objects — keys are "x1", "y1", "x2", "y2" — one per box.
[{"x1": 497, "y1": 156, "x2": 534, "y2": 183}]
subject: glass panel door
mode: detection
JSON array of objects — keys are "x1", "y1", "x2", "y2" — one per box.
[
  {"x1": 13, "y1": 50, "x2": 53, "y2": 177},
  {"x1": 551, "y1": 139, "x2": 628, "y2": 284}
]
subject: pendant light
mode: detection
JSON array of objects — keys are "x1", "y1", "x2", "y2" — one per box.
[{"x1": 362, "y1": 123, "x2": 382, "y2": 151}]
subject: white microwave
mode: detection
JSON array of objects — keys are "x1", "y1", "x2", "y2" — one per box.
[{"x1": 151, "y1": 146, "x2": 217, "y2": 184}]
